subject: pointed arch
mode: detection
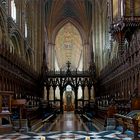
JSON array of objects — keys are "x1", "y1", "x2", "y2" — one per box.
[
  {"x1": 55, "y1": 22, "x2": 83, "y2": 69},
  {"x1": 10, "y1": 34, "x2": 21, "y2": 55},
  {"x1": 10, "y1": 30, "x2": 25, "y2": 57},
  {"x1": 51, "y1": 17, "x2": 86, "y2": 44}
]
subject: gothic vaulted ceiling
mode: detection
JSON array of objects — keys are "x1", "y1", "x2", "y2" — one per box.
[{"x1": 45, "y1": 0, "x2": 92, "y2": 70}]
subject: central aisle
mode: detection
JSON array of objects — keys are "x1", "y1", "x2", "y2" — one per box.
[
  {"x1": 0, "y1": 112, "x2": 134, "y2": 139},
  {"x1": 51, "y1": 111, "x2": 85, "y2": 131}
]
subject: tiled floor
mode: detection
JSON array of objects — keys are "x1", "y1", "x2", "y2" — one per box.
[
  {"x1": 0, "y1": 112, "x2": 137, "y2": 140},
  {"x1": 51, "y1": 112, "x2": 85, "y2": 131},
  {"x1": 0, "y1": 130, "x2": 134, "y2": 140}
]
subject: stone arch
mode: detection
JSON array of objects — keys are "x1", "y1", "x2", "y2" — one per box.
[
  {"x1": 62, "y1": 83, "x2": 75, "y2": 111},
  {"x1": 51, "y1": 17, "x2": 87, "y2": 44},
  {"x1": 10, "y1": 34, "x2": 21, "y2": 55},
  {"x1": 62, "y1": 82, "x2": 75, "y2": 93},
  {"x1": 10, "y1": 30, "x2": 24, "y2": 56},
  {"x1": 25, "y1": 50, "x2": 31, "y2": 65}
]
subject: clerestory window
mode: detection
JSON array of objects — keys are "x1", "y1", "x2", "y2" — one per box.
[{"x1": 11, "y1": 0, "x2": 16, "y2": 22}]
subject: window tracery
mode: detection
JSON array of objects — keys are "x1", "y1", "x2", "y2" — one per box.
[{"x1": 11, "y1": 0, "x2": 16, "y2": 21}]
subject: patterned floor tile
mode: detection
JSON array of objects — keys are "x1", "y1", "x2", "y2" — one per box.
[{"x1": 0, "y1": 130, "x2": 137, "y2": 140}]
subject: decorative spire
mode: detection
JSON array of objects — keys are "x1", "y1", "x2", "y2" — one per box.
[
  {"x1": 66, "y1": 61, "x2": 71, "y2": 75},
  {"x1": 89, "y1": 51, "x2": 96, "y2": 78},
  {"x1": 42, "y1": 44, "x2": 48, "y2": 72},
  {"x1": 90, "y1": 31, "x2": 94, "y2": 64},
  {"x1": 66, "y1": 61, "x2": 71, "y2": 70}
]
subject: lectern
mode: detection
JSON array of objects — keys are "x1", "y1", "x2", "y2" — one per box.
[{"x1": 0, "y1": 91, "x2": 13, "y2": 133}]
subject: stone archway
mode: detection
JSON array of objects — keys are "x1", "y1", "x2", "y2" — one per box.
[
  {"x1": 63, "y1": 85, "x2": 75, "y2": 111},
  {"x1": 45, "y1": 17, "x2": 89, "y2": 71},
  {"x1": 60, "y1": 83, "x2": 76, "y2": 113}
]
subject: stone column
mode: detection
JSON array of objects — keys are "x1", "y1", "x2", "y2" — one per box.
[
  {"x1": 74, "y1": 87, "x2": 78, "y2": 113},
  {"x1": 83, "y1": 42, "x2": 90, "y2": 71},
  {"x1": 60, "y1": 87, "x2": 63, "y2": 114},
  {"x1": 82, "y1": 86, "x2": 85, "y2": 109},
  {"x1": 43, "y1": 86, "x2": 47, "y2": 100},
  {"x1": 47, "y1": 43, "x2": 55, "y2": 70},
  {"x1": 46, "y1": 86, "x2": 50, "y2": 102},
  {"x1": 88, "y1": 86, "x2": 91, "y2": 107},
  {"x1": 53, "y1": 86, "x2": 56, "y2": 104}
]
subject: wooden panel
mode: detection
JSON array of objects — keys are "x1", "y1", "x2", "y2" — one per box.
[
  {"x1": 131, "y1": 98, "x2": 140, "y2": 110},
  {"x1": 0, "y1": 91, "x2": 13, "y2": 133},
  {"x1": 0, "y1": 125, "x2": 13, "y2": 133},
  {"x1": 12, "y1": 99, "x2": 26, "y2": 106}
]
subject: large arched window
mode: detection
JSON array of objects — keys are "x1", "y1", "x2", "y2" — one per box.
[
  {"x1": 11, "y1": 0, "x2": 16, "y2": 21},
  {"x1": 55, "y1": 23, "x2": 83, "y2": 71},
  {"x1": 25, "y1": 22, "x2": 27, "y2": 38}
]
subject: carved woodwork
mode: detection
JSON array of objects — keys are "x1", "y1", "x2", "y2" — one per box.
[
  {"x1": 11, "y1": 99, "x2": 28, "y2": 132},
  {"x1": 0, "y1": 91, "x2": 13, "y2": 133},
  {"x1": 44, "y1": 62, "x2": 96, "y2": 113},
  {"x1": 114, "y1": 97, "x2": 140, "y2": 138},
  {"x1": 99, "y1": 0, "x2": 140, "y2": 102},
  {"x1": 115, "y1": 110, "x2": 140, "y2": 138}
]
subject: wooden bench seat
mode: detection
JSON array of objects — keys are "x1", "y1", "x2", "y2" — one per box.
[
  {"x1": 12, "y1": 119, "x2": 28, "y2": 132},
  {"x1": 115, "y1": 110, "x2": 140, "y2": 138}
]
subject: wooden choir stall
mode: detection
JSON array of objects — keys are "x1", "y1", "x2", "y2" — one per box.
[
  {"x1": 11, "y1": 99, "x2": 28, "y2": 132},
  {"x1": 0, "y1": 91, "x2": 13, "y2": 133},
  {"x1": 115, "y1": 98, "x2": 140, "y2": 138}
]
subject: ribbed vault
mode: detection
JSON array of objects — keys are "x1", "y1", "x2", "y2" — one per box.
[
  {"x1": 45, "y1": 0, "x2": 92, "y2": 41},
  {"x1": 45, "y1": 0, "x2": 92, "y2": 70}
]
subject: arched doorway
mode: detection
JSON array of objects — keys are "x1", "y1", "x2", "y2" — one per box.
[{"x1": 63, "y1": 85, "x2": 75, "y2": 111}]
